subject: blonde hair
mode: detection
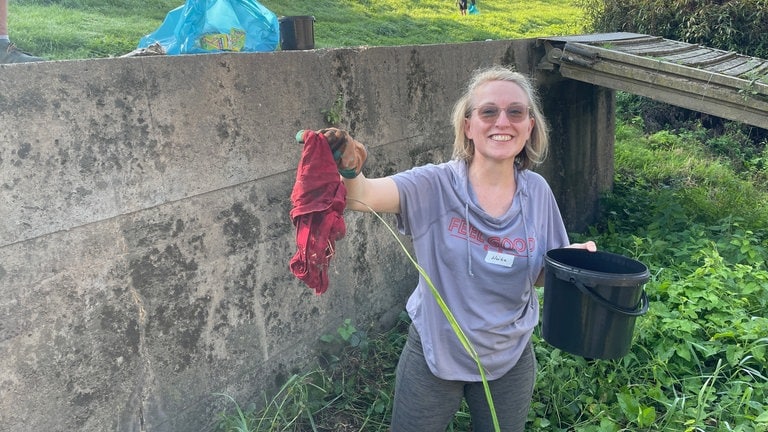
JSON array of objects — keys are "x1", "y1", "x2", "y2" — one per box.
[{"x1": 450, "y1": 65, "x2": 549, "y2": 170}]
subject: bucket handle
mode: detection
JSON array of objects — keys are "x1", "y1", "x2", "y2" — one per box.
[{"x1": 570, "y1": 278, "x2": 649, "y2": 317}]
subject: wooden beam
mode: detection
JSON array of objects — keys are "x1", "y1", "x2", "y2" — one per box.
[
  {"x1": 541, "y1": 34, "x2": 768, "y2": 129},
  {"x1": 558, "y1": 63, "x2": 768, "y2": 129},
  {"x1": 563, "y1": 43, "x2": 768, "y2": 97}
]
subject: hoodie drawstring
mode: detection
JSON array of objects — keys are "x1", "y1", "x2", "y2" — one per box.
[
  {"x1": 465, "y1": 201, "x2": 475, "y2": 277},
  {"x1": 464, "y1": 168, "x2": 535, "y2": 286}
]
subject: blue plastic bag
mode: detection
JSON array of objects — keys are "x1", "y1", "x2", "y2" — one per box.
[{"x1": 138, "y1": 0, "x2": 279, "y2": 55}]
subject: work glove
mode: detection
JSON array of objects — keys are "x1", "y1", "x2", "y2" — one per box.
[{"x1": 296, "y1": 128, "x2": 368, "y2": 179}]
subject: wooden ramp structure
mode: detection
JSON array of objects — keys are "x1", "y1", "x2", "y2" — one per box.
[{"x1": 539, "y1": 32, "x2": 768, "y2": 130}]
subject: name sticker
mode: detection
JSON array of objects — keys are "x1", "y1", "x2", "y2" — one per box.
[{"x1": 485, "y1": 251, "x2": 515, "y2": 267}]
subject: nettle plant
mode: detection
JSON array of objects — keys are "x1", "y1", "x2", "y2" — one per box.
[
  {"x1": 534, "y1": 124, "x2": 768, "y2": 431},
  {"x1": 532, "y1": 216, "x2": 767, "y2": 431}
]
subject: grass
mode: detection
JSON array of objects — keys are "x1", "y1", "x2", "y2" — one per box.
[
  {"x1": 612, "y1": 122, "x2": 768, "y2": 229},
  {"x1": 7, "y1": 0, "x2": 586, "y2": 60},
  {"x1": 9, "y1": 0, "x2": 179, "y2": 59}
]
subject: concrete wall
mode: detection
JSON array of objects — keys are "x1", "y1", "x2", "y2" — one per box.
[{"x1": 0, "y1": 40, "x2": 614, "y2": 431}]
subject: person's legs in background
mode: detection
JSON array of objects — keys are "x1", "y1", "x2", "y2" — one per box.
[{"x1": 1, "y1": 0, "x2": 43, "y2": 63}]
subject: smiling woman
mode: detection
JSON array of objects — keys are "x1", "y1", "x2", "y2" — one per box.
[
  {"x1": 463, "y1": 80, "x2": 535, "y2": 172},
  {"x1": 331, "y1": 65, "x2": 596, "y2": 432},
  {"x1": 453, "y1": 68, "x2": 549, "y2": 171}
]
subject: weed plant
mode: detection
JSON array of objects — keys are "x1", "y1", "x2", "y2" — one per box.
[
  {"x1": 216, "y1": 316, "x2": 408, "y2": 431},
  {"x1": 555, "y1": 120, "x2": 768, "y2": 431}
]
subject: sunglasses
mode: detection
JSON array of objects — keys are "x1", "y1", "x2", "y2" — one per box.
[{"x1": 470, "y1": 103, "x2": 531, "y2": 123}]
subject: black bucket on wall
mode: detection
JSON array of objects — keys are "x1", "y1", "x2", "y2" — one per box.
[
  {"x1": 542, "y1": 248, "x2": 650, "y2": 359},
  {"x1": 279, "y1": 16, "x2": 315, "y2": 50}
]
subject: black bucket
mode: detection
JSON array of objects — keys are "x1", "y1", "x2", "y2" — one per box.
[
  {"x1": 279, "y1": 16, "x2": 315, "y2": 50},
  {"x1": 542, "y1": 248, "x2": 650, "y2": 359}
]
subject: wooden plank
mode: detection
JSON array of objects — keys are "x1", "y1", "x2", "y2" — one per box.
[
  {"x1": 705, "y1": 57, "x2": 750, "y2": 74},
  {"x1": 661, "y1": 48, "x2": 714, "y2": 62},
  {"x1": 686, "y1": 53, "x2": 738, "y2": 69},
  {"x1": 564, "y1": 43, "x2": 768, "y2": 96},
  {"x1": 545, "y1": 34, "x2": 768, "y2": 129},
  {"x1": 584, "y1": 59, "x2": 768, "y2": 110},
  {"x1": 601, "y1": 35, "x2": 663, "y2": 46},
  {"x1": 541, "y1": 33, "x2": 651, "y2": 44},
  {"x1": 558, "y1": 64, "x2": 768, "y2": 129},
  {"x1": 749, "y1": 63, "x2": 768, "y2": 79},
  {"x1": 610, "y1": 39, "x2": 678, "y2": 50},
  {"x1": 619, "y1": 42, "x2": 698, "y2": 57},
  {"x1": 725, "y1": 58, "x2": 768, "y2": 77},
  {"x1": 676, "y1": 51, "x2": 736, "y2": 67}
]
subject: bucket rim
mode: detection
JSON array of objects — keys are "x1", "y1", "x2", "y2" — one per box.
[{"x1": 545, "y1": 248, "x2": 650, "y2": 284}]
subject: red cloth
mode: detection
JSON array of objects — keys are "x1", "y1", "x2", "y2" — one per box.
[{"x1": 289, "y1": 130, "x2": 347, "y2": 294}]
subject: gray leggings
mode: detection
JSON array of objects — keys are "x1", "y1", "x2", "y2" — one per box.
[{"x1": 391, "y1": 324, "x2": 536, "y2": 432}]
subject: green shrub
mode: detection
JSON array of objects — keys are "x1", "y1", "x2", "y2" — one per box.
[{"x1": 554, "y1": 120, "x2": 768, "y2": 431}]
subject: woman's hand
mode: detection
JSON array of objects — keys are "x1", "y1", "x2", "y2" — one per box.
[
  {"x1": 566, "y1": 241, "x2": 597, "y2": 252},
  {"x1": 535, "y1": 241, "x2": 598, "y2": 286},
  {"x1": 319, "y1": 128, "x2": 368, "y2": 179}
]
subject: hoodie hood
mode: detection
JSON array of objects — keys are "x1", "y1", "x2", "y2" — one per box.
[{"x1": 450, "y1": 160, "x2": 532, "y2": 281}]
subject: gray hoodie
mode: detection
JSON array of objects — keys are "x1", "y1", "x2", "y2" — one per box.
[{"x1": 392, "y1": 159, "x2": 569, "y2": 381}]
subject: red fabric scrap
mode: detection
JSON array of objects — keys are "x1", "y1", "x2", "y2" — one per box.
[{"x1": 289, "y1": 129, "x2": 347, "y2": 294}]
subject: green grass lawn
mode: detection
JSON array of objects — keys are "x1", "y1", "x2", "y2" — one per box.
[{"x1": 8, "y1": 0, "x2": 586, "y2": 60}]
